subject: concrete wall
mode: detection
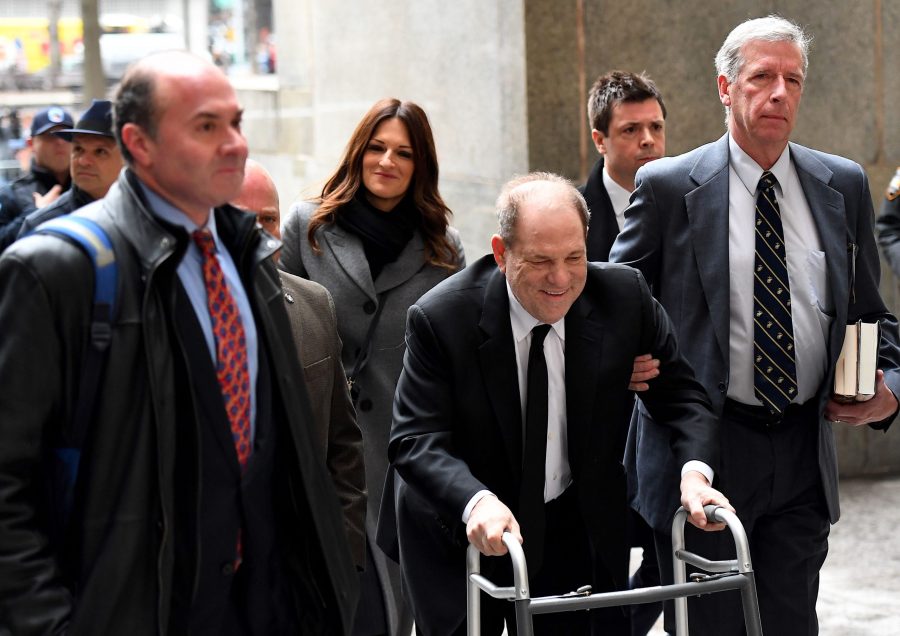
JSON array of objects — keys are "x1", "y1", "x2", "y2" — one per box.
[
  {"x1": 245, "y1": 0, "x2": 900, "y2": 476},
  {"x1": 255, "y1": 0, "x2": 528, "y2": 259}
]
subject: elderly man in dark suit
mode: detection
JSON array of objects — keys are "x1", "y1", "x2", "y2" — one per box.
[
  {"x1": 381, "y1": 172, "x2": 730, "y2": 635},
  {"x1": 610, "y1": 15, "x2": 900, "y2": 635},
  {"x1": 232, "y1": 158, "x2": 367, "y2": 570}
]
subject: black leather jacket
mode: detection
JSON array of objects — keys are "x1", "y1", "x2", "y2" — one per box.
[
  {"x1": 0, "y1": 170, "x2": 358, "y2": 635},
  {"x1": 0, "y1": 159, "x2": 70, "y2": 250}
]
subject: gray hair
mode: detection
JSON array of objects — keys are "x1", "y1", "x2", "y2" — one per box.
[
  {"x1": 495, "y1": 172, "x2": 590, "y2": 246},
  {"x1": 715, "y1": 15, "x2": 811, "y2": 82},
  {"x1": 714, "y1": 15, "x2": 811, "y2": 126}
]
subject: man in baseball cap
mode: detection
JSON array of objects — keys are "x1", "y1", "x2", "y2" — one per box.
[
  {"x1": 0, "y1": 105, "x2": 73, "y2": 250},
  {"x1": 18, "y1": 100, "x2": 123, "y2": 237}
]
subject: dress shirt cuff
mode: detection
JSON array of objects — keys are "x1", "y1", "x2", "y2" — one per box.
[
  {"x1": 462, "y1": 490, "x2": 495, "y2": 524},
  {"x1": 681, "y1": 461, "x2": 714, "y2": 485}
]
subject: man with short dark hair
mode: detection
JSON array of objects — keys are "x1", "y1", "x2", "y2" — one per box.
[
  {"x1": 0, "y1": 52, "x2": 357, "y2": 634},
  {"x1": 381, "y1": 172, "x2": 729, "y2": 635},
  {"x1": 18, "y1": 100, "x2": 124, "y2": 237},
  {"x1": 611, "y1": 15, "x2": 900, "y2": 634},
  {"x1": 581, "y1": 71, "x2": 666, "y2": 262},
  {"x1": 0, "y1": 105, "x2": 73, "y2": 249},
  {"x1": 580, "y1": 70, "x2": 669, "y2": 635}
]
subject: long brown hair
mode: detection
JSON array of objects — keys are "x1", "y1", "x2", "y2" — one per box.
[{"x1": 306, "y1": 98, "x2": 458, "y2": 270}]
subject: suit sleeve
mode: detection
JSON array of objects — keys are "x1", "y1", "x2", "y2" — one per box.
[
  {"x1": 323, "y1": 291, "x2": 368, "y2": 569},
  {"x1": 850, "y1": 167, "x2": 900, "y2": 430},
  {"x1": 633, "y1": 271, "x2": 720, "y2": 473},
  {"x1": 388, "y1": 304, "x2": 487, "y2": 525},
  {"x1": 876, "y1": 194, "x2": 900, "y2": 280},
  {"x1": 0, "y1": 250, "x2": 74, "y2": 633},
  {"x1": 608, "y1": 167, "x2": 663, "y2": 286}
]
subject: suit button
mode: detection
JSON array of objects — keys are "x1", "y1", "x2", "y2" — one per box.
[
  {"x1": 221, "y1": 562, "x2": 236, "y2": 576},
  {"x1": 718, "y1": 382, "x2": 727, "y2": 393},
  {"x1": 363, "y1": 300, "x2": 376, "y2": 314},
  {"x1": 359, "y1": 398, "x2": 373, "y2": 412}
]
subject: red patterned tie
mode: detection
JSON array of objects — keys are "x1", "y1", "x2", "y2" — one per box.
[{"x1": 192, "y1": 230, "x2": 252, "y2": 469}]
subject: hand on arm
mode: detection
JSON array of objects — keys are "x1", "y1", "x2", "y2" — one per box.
[
  {"x1": 465, "y1": 495, "x2": 522, "y2": 556},
  {"x1": 629, "y1": 353, "x2": 660, "y2": 391},
  {"x1": 680, "y1": 470, "x2": 733, "y2": 532},
  {"x1": 825, "y1": 370, "x2": 899, "y2": 426}
]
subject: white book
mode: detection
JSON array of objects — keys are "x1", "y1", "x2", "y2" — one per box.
[{"x1": 834, "y1": 321, "x2": 879, "y2": 401}]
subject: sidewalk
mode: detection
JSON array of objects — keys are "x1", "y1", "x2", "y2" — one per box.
[{"x1": 817, "y1": 475, "x2": 900, "y2": 634}]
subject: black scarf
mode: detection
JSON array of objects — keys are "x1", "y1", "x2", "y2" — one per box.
[{"x1": 336, "y1": 190, "x2": 419, "y2": 280}]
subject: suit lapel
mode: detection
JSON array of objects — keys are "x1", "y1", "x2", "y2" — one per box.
[
  {"x1": 685, "y1": 135, "x2": 732, "y2": 364},
  {"x1": 375, "y1": 230, "x2": 426, "y2": 294},
  {"x1": 791, "y1": 143, "x2": 849, "y2": 364},
  {"x1": 564, "y1": 294, "x2": 604, "y2": 470},
  {"x1": 477, "y1": 268, "x2": 524, "y2": 480},
  {"x1": 321, "y1": 224, "x2": 377, "y2": 300}
]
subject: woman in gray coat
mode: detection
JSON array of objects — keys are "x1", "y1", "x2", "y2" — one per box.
[{"x1": 280, "y1": 98, "x2": 465, "y2": 636}]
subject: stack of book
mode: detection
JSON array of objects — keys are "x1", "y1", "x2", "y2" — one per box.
[{"x1": 833, "y1": 321, "x2": 880, "y2": 402}]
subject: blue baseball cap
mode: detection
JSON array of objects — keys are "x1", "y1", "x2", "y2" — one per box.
[{"x1": 30, "y1": 105, "x2": 75, "y2": 137}]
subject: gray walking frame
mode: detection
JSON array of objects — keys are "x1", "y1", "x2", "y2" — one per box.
[{"x1": 466, "y1": 505, "x2": 763, "y2": 635}]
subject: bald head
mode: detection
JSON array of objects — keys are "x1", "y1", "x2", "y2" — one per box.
[
  {"x1": 495, "y1": 172, "x2": 590, "y2": 247},
  {"x1": 233, "y1": 159, "x2": 281, "y2": 238}
]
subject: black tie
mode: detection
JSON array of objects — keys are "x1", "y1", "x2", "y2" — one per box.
[
  {"x1": 753, "y1": 171, "x2": 797, "y2": 414},
  {"x1": 519, "y1": 323, "x2": 551, "y2": 572}
]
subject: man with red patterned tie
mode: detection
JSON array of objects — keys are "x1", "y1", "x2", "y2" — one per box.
[{"x1": 0, "y1": 51, "x2": 358, "y2": 635}]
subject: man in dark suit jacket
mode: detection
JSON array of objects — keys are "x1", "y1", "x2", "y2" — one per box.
[
  {"x1": 232, "y1": 159, "x2": 367, "y2": 569},
  {"x1": 610, "y1": 16, "x2": 900, "y2": 635},
  {"x1": 580, "y1": 70, "x2": 666, "y2": 263},
  {"x1": 381, "y1": 172, "x2": 730, "y2": 635},
  {"x1": 578, "y1": 70, "x2": 668, "y2": 636}
]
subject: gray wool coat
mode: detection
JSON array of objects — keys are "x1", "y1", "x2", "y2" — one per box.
[{"x1": 280, "y1": 200, "x2": 465, "y2": 635}]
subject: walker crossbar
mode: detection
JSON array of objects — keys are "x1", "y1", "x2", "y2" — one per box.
[{"x1": 466, "y1": 505, "x2": 763, "y2": 636}]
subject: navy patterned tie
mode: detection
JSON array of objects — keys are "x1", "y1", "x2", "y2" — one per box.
[{"x1": 753, "y1": 171, "x2": 797, "y2": 414}]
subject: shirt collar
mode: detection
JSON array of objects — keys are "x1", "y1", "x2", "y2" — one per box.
[
  {"x1": 601, "y1": 164, "x2": 633, "y2": 215},
  {"x1": 138, "y1": 180, "x2": 220, "y2": 245},
  {"x1": 506, "y1": 280, "x2": 566, "y2": 344},
  {"x1": 728, "y1": 134, "x2": 791, "y2": 197}
]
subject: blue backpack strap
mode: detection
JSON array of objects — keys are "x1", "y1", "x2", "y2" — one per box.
[{"x1": 34, "y1": 216, "x2": 117, "y2": 534}]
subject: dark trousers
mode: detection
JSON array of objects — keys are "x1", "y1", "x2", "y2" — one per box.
[
  {"x1": 656, "y1": 400, "x2": 829, "y2": 636},
  {"x1": 463, "y1": 485, "x2": 630, "y2": 636},
  {"x1": 627, "y1": 509, "x2": 662, "y2": 636}
]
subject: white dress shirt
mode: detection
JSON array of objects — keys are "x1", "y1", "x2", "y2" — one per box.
[
  {"x1": 602, "y1": 166, "x2": 633, "y2": 232},
  {"x1": 726, "y1": 136, "x2": 831, "y2": 405}
]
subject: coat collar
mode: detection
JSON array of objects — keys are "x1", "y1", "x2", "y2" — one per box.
[
  {"x1": 104, "y1": 169, "x2": 278, "y2": 279},
  {"x1": 320, "y1": 221, "x2": 428, "y2": 300}
]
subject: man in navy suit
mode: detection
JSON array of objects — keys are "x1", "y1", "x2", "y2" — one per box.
[{"x1": 610, "y1": 15, "x2": 900, "y2": 634}]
